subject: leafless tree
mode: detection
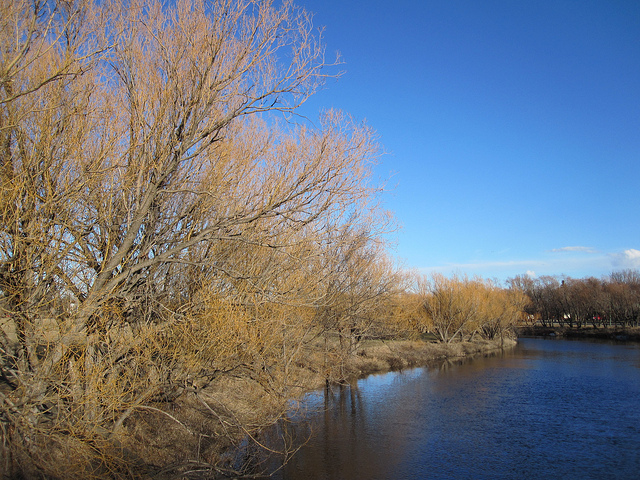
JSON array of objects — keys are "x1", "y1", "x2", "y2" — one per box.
[{"x1": 0, "y1": 1, "x2": 390, "y2": 476}]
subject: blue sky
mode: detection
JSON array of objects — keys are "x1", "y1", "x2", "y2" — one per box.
[{"x1": 296, "y1": 0, "x2": 640, "y2": 283}]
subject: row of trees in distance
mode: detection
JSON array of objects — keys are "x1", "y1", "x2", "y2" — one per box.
[{"x1": 508, "y1": 270, "x2": 640, "y2": 328}]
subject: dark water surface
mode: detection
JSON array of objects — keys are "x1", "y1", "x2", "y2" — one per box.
[{"x1": 275, "y1": 338, "x2": 640, "y2": 480}]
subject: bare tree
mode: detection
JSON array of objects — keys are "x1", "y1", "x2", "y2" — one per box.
[
  {"x1": 313, "y1": 223, "x2": 403, "y2": 383},
  {"x1": 0, "y1": 0, "x2": 388, "y2": 476},
  {"x1": 410, "y1": 274, "x2": 527, "y2": 343}
]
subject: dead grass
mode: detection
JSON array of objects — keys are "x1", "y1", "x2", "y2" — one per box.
[{"x1": 347, "y1": 337, "x2": 516, "y2": 379}]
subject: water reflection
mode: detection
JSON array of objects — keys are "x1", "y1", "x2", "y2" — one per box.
[{"x1": 272, "y1": 339, "x2": 640, "y2": 480}]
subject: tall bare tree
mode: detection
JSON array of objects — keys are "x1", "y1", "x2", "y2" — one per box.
[{"x1": 0, "y1": 0, "x2": 388, "y2": 476}]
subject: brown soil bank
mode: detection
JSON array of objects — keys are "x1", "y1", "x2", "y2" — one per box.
[
  {"x1": 344, "y1": 337, "x2": 517, "y2": 381},
  {"x1": 516, "y1": 325, "x2": 640, "y2": 342}
]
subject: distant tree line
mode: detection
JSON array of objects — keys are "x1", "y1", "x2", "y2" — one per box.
[{"x1": 507, "y1": 270, "x2": 640, "y2": 328}]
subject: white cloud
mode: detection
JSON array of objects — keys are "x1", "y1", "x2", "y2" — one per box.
[
  {"x1": 611, "y1": 249, "x2": 640, "y2": 269},
  {"x1": 417, "y1": 252, "x2": 614, "y2": 282},
  {"x1": 414, "y1": 248, "x2": 640, "y2": 282},
  {"x1": 550, "y1": 246, "x2": 597, "y2": 254},
  {"x1": 419, "y1": 259, "x2": 546, "y2": 272},
  {"x1": 416, "y1": 260, "x2": 549, "y2": 281}
]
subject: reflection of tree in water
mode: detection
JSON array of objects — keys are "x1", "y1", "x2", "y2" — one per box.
[
  {"x1": 230, "y1": 406, "x2": 315, "y2": 478},
  {"x1": 323, "y1": 381, "x2": 366, "y2": 478},
  {"x1": 238, "y1": 350, "x2": 517, "y2": 478},
  {"x1": 228, "y1": 382, "x2": 363, "y2": 477},
  {"x1": 276, "y1": 374, "x2": 427, "y2": 479},
  {"x1": 436, "y1": 345, "x2": 513, "y2": 373}
]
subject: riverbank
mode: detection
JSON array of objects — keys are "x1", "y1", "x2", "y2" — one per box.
[
  {"x1": 516, "y1": 325, "x2": 640, "y2": 341},
  {"x1": 134, "y1": 336, "x2": 516, "y2": 479},
  {"x1": 270, "y1": 336, "x2": 518, "y2": 396},
  {"x1": 342, "y1": 336, "x2": 517, "y2": 381}
]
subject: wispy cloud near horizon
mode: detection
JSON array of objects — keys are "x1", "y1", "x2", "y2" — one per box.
[
  {"x1": 415, "y1": 259, "x2": 550, "y2": 279},
  {"x1": 414, "y1": 247, "x2": 640, "y2": 282},
  {"x1": 549, "y1": 246, "x2": 597, "y2": 254}
]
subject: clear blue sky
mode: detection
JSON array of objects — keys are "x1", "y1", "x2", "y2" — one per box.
[{"x1": 296, "y1": 0, "x2": 640, "y2": 283}]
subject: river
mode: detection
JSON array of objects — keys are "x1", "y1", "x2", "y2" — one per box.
[{"x1": 269, "y1": 338, "x2": 640, "y2": 480}]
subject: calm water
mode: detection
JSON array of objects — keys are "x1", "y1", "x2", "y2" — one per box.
[{"x1": 273, "y1": 338, "x2": 640, "y2": 480}]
